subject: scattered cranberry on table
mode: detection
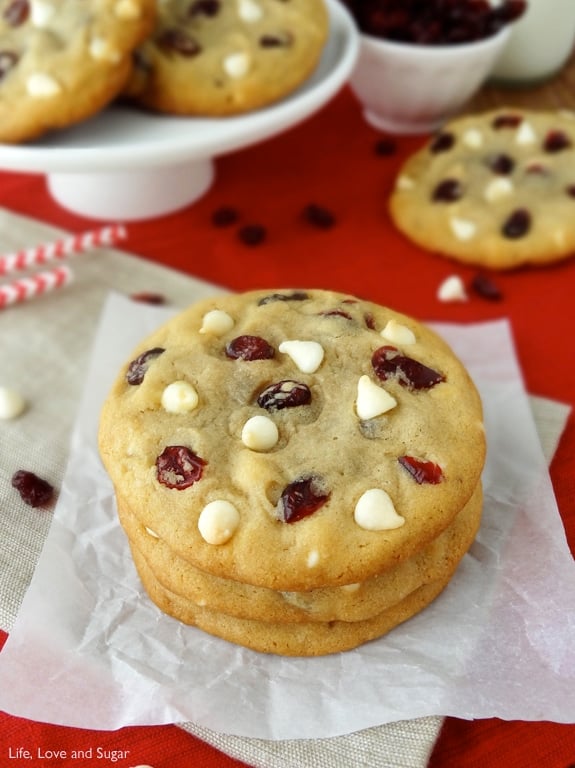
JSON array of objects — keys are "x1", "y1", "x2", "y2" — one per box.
[
  {"x1": 11, "y1": 470, "x2": 54, "y2": 508},
  {"x1": 471, "y1": 273, "x2": 503, "y2": 301},
  {"x1": 302, "y1": 203, "x2": 337, "y2": 229},
  {"x1": 129, "y1": 292, "x2": 167, "y2": 305},
  {"x1": 237, "y1": 223, "x2": 267, "y2": 246}
]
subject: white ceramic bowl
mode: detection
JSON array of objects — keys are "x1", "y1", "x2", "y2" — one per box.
[{"x1": 349, "y1": 26, "x2": 511, "y2": 135}]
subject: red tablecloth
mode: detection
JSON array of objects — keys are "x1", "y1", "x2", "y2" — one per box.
[{"x1": 1, "y1": 87, "x2": 574, "y2": 768}]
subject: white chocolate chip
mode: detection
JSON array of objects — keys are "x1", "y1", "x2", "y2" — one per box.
[
  {"x1": 241, "y1": 415, "x2": 279, "y2": 451},
  {"x1": 341, "y1": 582, "x2": 361, "y2": 593},
  {"x1": 484, "y1": 177, "x2": 514, "y2": 203},
  {"x1": 238, "y1": 0, "x2": 263, "y2": 22},
  {"x1": 89, "y1": 38, "x2": 122, "y2": 63},
  {"x1": 0, "y1": 386, "x2": 26, "y2": 419},
  {"x1": 114, "y1": 0, "x2": 141, "y2": 18},
  {"x1": 161, "y1": 381, "x2": 199, "y2": 413},
  {"x1": 199, "y1": 309, "x2": 234, "y2": 335},
  {"x1": 145, "y1": 527, "x2": 160, "y2": 539},
  {"x1": 449, "y1": 216, "x2": 477, "y2": 242},
  {"x1": 26, "y1": 73, "x2": 61, "y2": 98},
  {"x1": 223, "y1": 51, "x2": 251, "y2": 79},
  {"x1": 462, "y1": 128, "x2": 484, "y2": 149},
  {"x1": 354, "y1": 489, "x2": 405, "y2": 531},
  {"x1": 380, "y1": 319, "x2": 416, "y2": 345},
  {"x1": 30, "y1": 0, "x2": 55, "y2": 27},
  {"x1": 307, "y1": 549, "x2": 320, "y2": 568},
  {"x1": 279, "y1": 340, "x2": 324, "y2": 373},
  {"x1": 516, "y1": 121, "x2": 537, "y2": 146},
  {"x1": 356, "y1": 375, "x2": 397, "y2": 420},
  {"x1": 437, "y1": 274, "x2": 468, "y2": 302},
  {"x1": 396, "y1": 175, "x2": 415, "y2": 191},
  {"x1": 198, "y1": 500, "x2": 240, "y2": 545}
]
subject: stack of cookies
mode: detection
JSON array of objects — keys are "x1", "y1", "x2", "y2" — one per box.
[
  {"x1": 98, "y1": 289, "x2": 486, "y2": 656},
  {"x1": 0, "y1": 0, "x2": 329, "y2": 144}
]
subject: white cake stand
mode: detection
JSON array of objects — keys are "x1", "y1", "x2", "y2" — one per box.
[{"x1": 0, "y1": 1, "x2": 358, "y2": 221}]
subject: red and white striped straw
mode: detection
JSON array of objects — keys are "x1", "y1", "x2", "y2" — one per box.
[
  {"x1": 0, "y1": 265, "x2": 73, "y2": 309},
  {"x1": 0, "y1": 223, "x2": 127, "y2": 277}
]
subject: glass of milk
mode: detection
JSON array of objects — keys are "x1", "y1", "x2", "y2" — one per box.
[{"x1": 490, "y1": 0, "x2": 575, "y2": 85}]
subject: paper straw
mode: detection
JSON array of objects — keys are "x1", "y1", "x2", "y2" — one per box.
[
  {"x1": 0, "y1": 224, "x2": 126, "y2": 277},
  {"x1": 0, "y1": 265, "x2": 73, "y2": 309}
]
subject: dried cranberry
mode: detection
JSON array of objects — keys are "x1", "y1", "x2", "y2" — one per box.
[
  {"x1": 225, "y1": 335, "x2": 275, "y2": 360},
  {"x1": 260, "y1": 32, "x2": 293, "y2": 48},
  {"x1": 372, "y1": 346, "x2": 445, "y2": 390},
  {"x1": 11, "y1": 470, "x2": 54, "y2": 508},
  {"x1": 430, "y1": 132, "x2": 455, "y2": 154},
  {"x1": 3, "y1": 0, "x2": 29, "y2": 26},
  {"x1": 156, "y1": 28, "x2": 201, "y2": 56},
  {"x1": 471, "y1": 272, "x2": 503, "y2": 300},
  {"x1": 0, "y1": 51, "x2": 18, "y2": 81},
  {"x1": 432, "y1": 178, "x2": 463, "y2": 203},
  {"x1": 277, "y1": 476, "x2": 330, "y2": 523},
  {"x1": 543, "y1": 130, "x2": 572, "y2": 153},
  {"x1": 345, "y1": 0, "x2": 526, "y2": 44},
  {"x1": 156, "y1": 446, "x2": 206, "y2": 489},
  {"x1": 502, "y1": 208, "x2": 531, "y2": 239},
  {"x1": 398, "y1": 456, "x2": 443, "y2": 484},
  {"x1": 492, "y1": 113, "x2": 523, "y2": 130},
  {"x1": 566, "y1": 185, "x2": 575, "y2": 198},
  {"x1": 302, "y1": 204, "x2": 336, "y2": 229},
  {"x1": 319, "y1": 308, "x2": 353, "y2": 320},
  {"x1": 130, "y1": 292, "x2": 166, "y2": 305},
  {"x1": 374, "y1": 137, "x2": 397, "y2": 156},
  {"x1": 486, "y1": 153, "x2": 515, "y2": 175},
  {"x1": 257, "y1": 291, "x2": 309, "y2": 305},
  {"x1": 237, "y1": 224, "x2": 267, "y2": 246},
  {"x1": 364, "y1": 312, "x2": 376, "y2": 330},
  {"x1": 126, "y1": 347, "x2": 165, "y2": 385},
  {"x1": 257, "y1": 380, "x2": 312, "y2": 411},
  {"x1": 188, "y1": 0, "x2": 220, "y2": 15},
  {"x1": 211, "y1": 206, "x2": 240, "y2": 227}
]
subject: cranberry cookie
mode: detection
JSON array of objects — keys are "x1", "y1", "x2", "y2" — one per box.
[
  {"x1": 124, "y1": 0, "x2": 329, "y2": 116},
  {"x1": 0, "y1": 0, "x2": 156, "y2": 143},
  {"x1": 99, "y1": 289, "x2": 486, "y2": 655},
  {"x1": 389, "y1": 108, "x2": 575, "y2": 269}
]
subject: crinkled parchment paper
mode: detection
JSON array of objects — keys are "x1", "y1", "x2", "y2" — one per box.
[{"x1": 0, "y1": 292, "x2": 574, "y2": 738}]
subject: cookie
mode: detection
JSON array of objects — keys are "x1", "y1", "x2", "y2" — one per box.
[
  {"x1": 119, "y1": 484, "x2": 482, "y2": 624},
  {"x1": 389, "y1": 108, "x2": 575, "y2": 270},
  {"x1": 99, "y1": 288, "x2": 486, "y2": 654},
  {"x1": 132, "y1": 547, "x2": 454, "y2": 656},
  {"x1": 0, "y1": 0, "x2": 156, "y2": 144},
  {"x1": 124, "y1": 0, "x2": 329, "y2": 116}
]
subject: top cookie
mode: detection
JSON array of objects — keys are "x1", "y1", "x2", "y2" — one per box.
[
  {"x1": 389, "y1": 108, "x2": 575, "y2": 270},
  {"x1": 98, "y1": 289, "x2": 486, "y2": 592},
  {"x1": 0, "y1": 0, "x2": 156, "y2": 144},
  {"x1": 124, "y1": 0, "x2": 329, "y2": 116}
]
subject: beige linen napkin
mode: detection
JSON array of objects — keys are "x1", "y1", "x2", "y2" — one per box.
[{"x1": 0, "y1": 208, "x2": 570, "y2": 768}]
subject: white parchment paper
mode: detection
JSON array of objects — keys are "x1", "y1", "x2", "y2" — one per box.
[{"x1": 1, "y1": 292, "x2": 574, "y2": 738}]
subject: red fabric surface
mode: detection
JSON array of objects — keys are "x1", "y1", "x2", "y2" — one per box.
[{"x1": 1, "y1": 87, "x2": 574, "y2": 767}]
